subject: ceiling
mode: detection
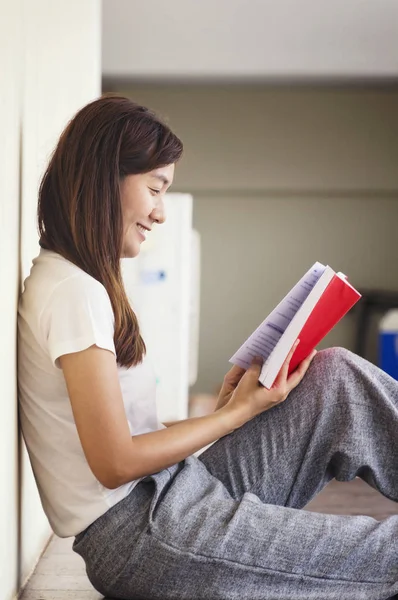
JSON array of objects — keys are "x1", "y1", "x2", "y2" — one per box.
[{"x1": 102, "y1": 0, "x2": 398, "y2": 82}]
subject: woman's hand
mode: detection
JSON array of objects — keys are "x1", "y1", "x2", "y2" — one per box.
[
  {"x1": 220, "y1": 340, "x2": 317, "y2": 428},
  {"x1": 215, "y1": 364, "x2": 247, "y2": 411}
]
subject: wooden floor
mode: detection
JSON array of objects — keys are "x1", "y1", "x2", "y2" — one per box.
[{"x1": 19, "y1": 478, "x2": 398, "y2": 600}]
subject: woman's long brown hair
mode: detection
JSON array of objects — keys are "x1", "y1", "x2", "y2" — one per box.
[{"x1": 37, "y1": 94, "x2": 183, "y2": 368}]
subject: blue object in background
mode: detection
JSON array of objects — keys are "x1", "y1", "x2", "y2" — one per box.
[
  {"x1": 379, "y1": 309, "x2": 398, "y2": 380},
  {"x1": 140, "y1": 269, "x2": 167, "y2": 284}
]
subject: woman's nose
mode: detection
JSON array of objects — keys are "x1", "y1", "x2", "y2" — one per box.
[{"x1": 151, "y1": 197, "x2": 166, "y2": 225}]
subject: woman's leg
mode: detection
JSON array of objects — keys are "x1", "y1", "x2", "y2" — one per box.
[
  {"x1": 199, "y1": 347, "x2": 398, "y2": 508},
  {"x1": 74, "y1": 347, "x2": 398, "y2": 599}
]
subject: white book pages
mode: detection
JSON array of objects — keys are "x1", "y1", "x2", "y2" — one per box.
[
  {"x1": 230, "y1": 262, "x2": 327, "y2": 370},
  {"x1": 259, "y1": 266, "x2": 336, "y2": 388}
]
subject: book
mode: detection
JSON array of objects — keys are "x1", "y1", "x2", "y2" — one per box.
[{"x1": 229, "y1": 262, "x2": 361, "y2": 389}]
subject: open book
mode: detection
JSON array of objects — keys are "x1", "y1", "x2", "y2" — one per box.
[{"x1": 229, "y1": 262, "x2": 361, "y2": 389}]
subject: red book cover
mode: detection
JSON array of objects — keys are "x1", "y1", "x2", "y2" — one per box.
[{"x1": 287, "y1": 275, "x2": 361, "y2": 375}]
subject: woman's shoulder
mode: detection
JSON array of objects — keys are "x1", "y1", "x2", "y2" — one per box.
[
  {"x1": 19, "y1": 248, "x2": 110, "y2": 321},
  {"x1": 18, "y1": 248, "x2": 116, "y2": 370}
]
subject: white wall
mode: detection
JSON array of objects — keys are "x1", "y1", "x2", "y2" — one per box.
[
  {"x1": 19, "y1": 1, "x2": 101, "y2": 590},
  {"x1": 108, "y1": 84, "x2": 398, "y2": 393},
  {"x1": 0, "y1": 1, "x2": 101, "y2": 599},
  {"x1": 102, "y1": 0, "x2": 398, "y2": 80},
  {"x1": 0, "y1": 2, "x2": 23, "y2": 599}
]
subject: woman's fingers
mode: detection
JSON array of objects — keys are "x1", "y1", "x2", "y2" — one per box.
[
  {"x1": 223, "y1": 364, "x2": 246, "y2": 386},
  {"x1": 273, "y1": 339, "x2": 300, "y2": 387},
  {"x1": 287, "y1": 348, "x2": 317, "y2": 390}
]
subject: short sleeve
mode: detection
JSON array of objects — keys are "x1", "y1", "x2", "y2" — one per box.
[{"x1": 40, "y1": 275, "x2": 116, "y2": 369}]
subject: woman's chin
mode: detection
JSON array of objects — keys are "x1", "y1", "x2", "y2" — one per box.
[{"x1": 121, "y1": 243, "x2": 141, "y2": 259}]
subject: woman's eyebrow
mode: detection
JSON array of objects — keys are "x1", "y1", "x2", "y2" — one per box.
[{"x1": 152, "y1": 174, "x2": 171, "y2": 186}]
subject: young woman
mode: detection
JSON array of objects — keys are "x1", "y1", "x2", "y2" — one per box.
[{"x1": 18, "y1": 95, "x2": 398, "y2": 600}]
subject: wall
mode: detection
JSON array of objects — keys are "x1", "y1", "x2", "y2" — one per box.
[
  {"x1": 19, "y1": 1, "x2": 101, "y2": 590},
  {"x1": 108, "y1": 84, "x2": 398, "y2": 393},
  {"x1": 0, "y1": 2, "x2": 23, "y2": 599},
  {"x1": 0, "y1": 1, "x2": 101, "y2": 599},
  {"x1": 102, "y1": 0, "x2": 398, "y2": 80}
]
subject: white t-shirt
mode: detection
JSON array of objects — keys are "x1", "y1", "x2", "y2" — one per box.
[{"x1": 17, "y1": 248, "x2": 165, "y2": 538}]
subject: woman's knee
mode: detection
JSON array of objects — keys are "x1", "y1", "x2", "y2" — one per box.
[
  {"x1": 307, "y1": 346, "x2": 356, "y2": 383},
  {"x1": 316, "y1": 346, "x2": 353, "y2": 363}
]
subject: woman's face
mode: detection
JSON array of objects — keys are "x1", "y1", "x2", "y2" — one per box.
[{"x1": 120, "y1": 164, "x2": 175, "y2": 258}]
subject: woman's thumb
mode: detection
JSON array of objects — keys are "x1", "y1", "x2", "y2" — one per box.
[
  {"x1": 249, "y1": 355, "x2": 264, "y2": 373},
  {"x1": 236, "y1": 356, "x2": 263, "y2": 391}
]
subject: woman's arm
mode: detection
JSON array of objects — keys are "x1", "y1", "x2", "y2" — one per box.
[{"x1": 60, "y1": 346, "x2": 241, "y2": 489}]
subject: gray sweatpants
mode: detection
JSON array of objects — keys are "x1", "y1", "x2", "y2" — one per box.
[{"x1": 72, "y1": 348, "x2": 398, "y2": 599}]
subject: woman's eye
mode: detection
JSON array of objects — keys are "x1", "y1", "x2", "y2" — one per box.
[{"x1": 150, "y1": 188, "x2": 161, "y2": 195}]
